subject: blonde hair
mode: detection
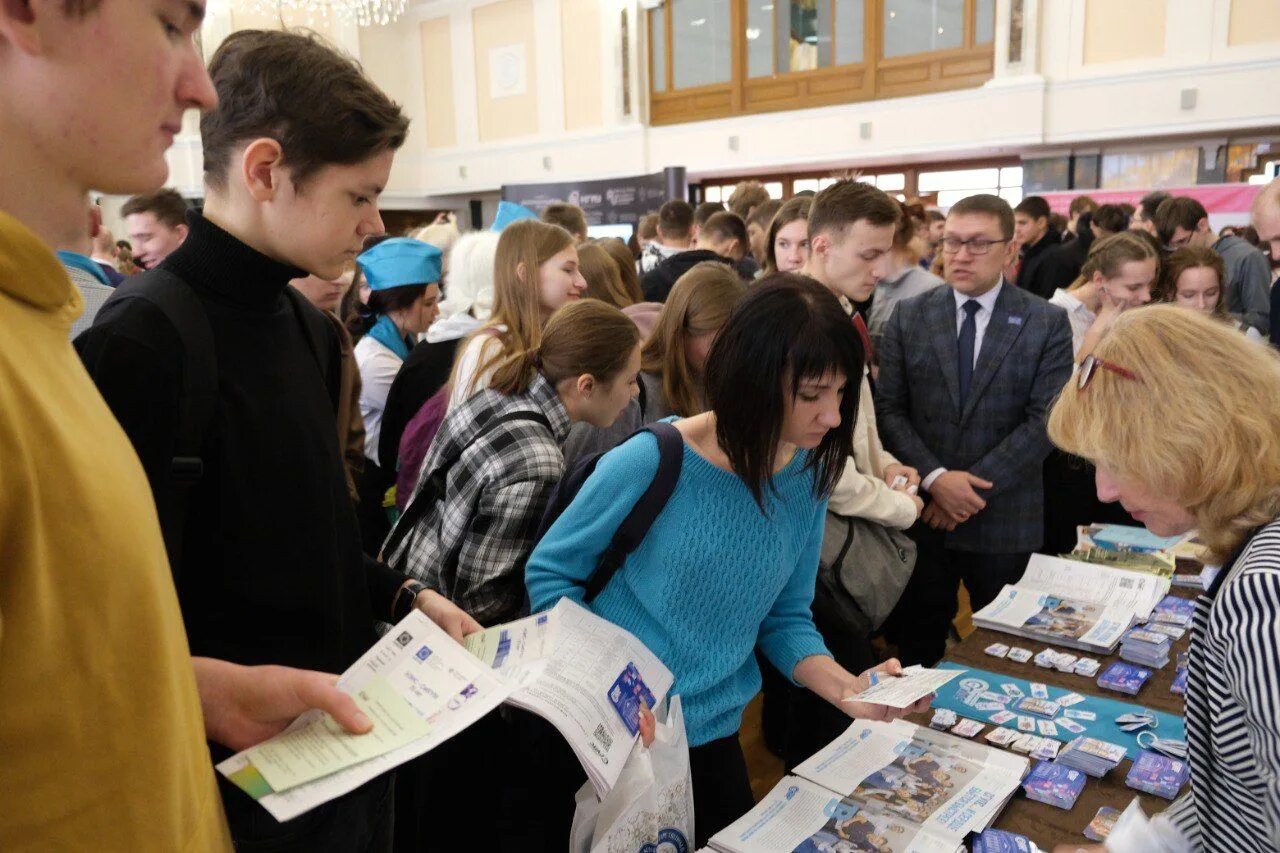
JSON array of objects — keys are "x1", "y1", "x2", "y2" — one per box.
[
  {"x1": 578, "y1": 241, "x2": 636, "y2": 309},
  {"x1": 489, "y1": 300, "x2": 639, "y2": 396},
  {"x1": 451, "y1": 219, "x2": 575, "y2": 398},
  {"x1": 641, "y1": 262, "x2": 746, "y2": 417},
  {"x1": 1047, "y1": 305, "x2": 1280, "y2": 561},
  {"x1": 1067, "y1": 231, "x2": 1159, "y2": 292}
]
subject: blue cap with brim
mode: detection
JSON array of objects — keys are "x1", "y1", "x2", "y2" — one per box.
[
  {"x1": 491, "y1": 200, "x2": 538, "y2": 232},
  {"x1": 357, "y1": 237, "x2": 443, "y2": 290}
]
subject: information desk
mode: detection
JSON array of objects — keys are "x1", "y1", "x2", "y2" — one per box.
[{"x1": 906, "y1": 585, "x2": 1196, "y2": 848}]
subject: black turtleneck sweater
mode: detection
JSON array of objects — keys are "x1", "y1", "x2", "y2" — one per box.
[{"x1": 76, "y1": 211, "x2": 404, "y2": 675}]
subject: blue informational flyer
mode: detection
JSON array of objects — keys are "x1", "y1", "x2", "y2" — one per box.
[
  {"x1": 1125, "y1": 749, "x2": 1191, "y2": 800},
  {"x1": 1091, "y1": 524, "x2": 1185, "y2": 554},
  {"x1": 971, "y1": 827, "x2": 1038, "y2": 852},
  {"x1": 1023, "y1": 761, "x2": 1087, "y2": 809},
  {"x1": 608, "y1": 661, "x2": 654, "y2": 736}
]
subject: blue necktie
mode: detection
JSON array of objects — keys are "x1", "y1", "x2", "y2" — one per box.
[{"x1": 957, "y1": 300, "x2": 980, "y2": 407}]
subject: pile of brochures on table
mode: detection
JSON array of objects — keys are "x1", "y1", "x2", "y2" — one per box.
[
  {"x1": 1022, "y1": 761, "x2": 1086, "y2": 810},
  {"x1": 972, "y1": 554, "x2": 1170, "y2": 654},
  {"x1": 1124, "y1": 750, "x2": 1190, "y2": 800},
  {"x1": 708, "y1": 719, "x2": 1028, "y2": 853},
  {"x1": 1056, "y1": 736, "x2": 1126, "y2": 777},
  {"x1": 216, "y1": 598, "x2": 673, "y2": 821}
]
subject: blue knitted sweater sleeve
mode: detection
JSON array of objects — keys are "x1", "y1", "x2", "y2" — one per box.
[{"x1": 757, "y1": 501, "x2": 832, "y2": 683}]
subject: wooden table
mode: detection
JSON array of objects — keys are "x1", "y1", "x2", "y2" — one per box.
[{"x1": 907, "y1": 585, "x2": 1196, "y2": 849}]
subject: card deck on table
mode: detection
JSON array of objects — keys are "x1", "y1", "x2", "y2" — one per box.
[
  {"x1": 1098, "y1": 662, "x2": 1153, "y2": 696},
  {"x1": 1007, "y1": 647, "x2": 1033, "y2": 663},
  {"x1": 1011, "y1": 734, "x2": 1038, "y2": 754},
  {"x1": 990, "y1": 710, "x2": 1017, "y2": 725},
  {"x1": 986, "y1": 726, "x2": 1018, "y2": 746},
  {"x1": 1058, "y1": 736, "x2": 1126, "y2": 777},
  {"x1": 1146, "y1": 622, "x2": 1186, "y2": 640},
  {"x1": 1036, "y1": 719, "x2": 1059, "y2": 737},
  {"x1": 972, "y1": 828, "x2": 1038, "y2": 853},
  {"x1": 1125, "y1": 749, "x2": 1191, "y2": 800},
  {"x1": 985, "y1": 643, "x2": 1011, "y2": 658},
  {"x1": 1152, "y1": 594, "x2": 1196, "y2": 627},
  {"x1": 1085, "y1": 806, "x2": 1120, "y2": 842},
  {"x1": 1016, "y1": 715, "x2": 1037, "y2": 732},
  {"x1": 1053, "y1": 653, "x2": 1079, "y2": 673},
  {"x1": 608, "y1": 662, "x2": 654, "y2": 736},
  {"x1": 1023, "y1": 761, "x2": 1087, "y2": 809},
  {"x1": 1016, "y1": 696, "x2": 1061, "y2": 718},
  {"x1": 1031, "y1": 738, "x2": 1060, "y2": 760},
  {"x1": 951, "y1": 718, "x2": 985, "y2": 738},
  {"x1": 1063, "y1": 708, "x2": 1097, "y2": 721},
  {"x1": 1001, "y1": 683, "x2": 1024, "y2": 698},
  {"x1": 976, "y1": 701, "x2": 1006, "y2": 712},
  {"x1": 1030, "y1": 682, "x2": 1049, "y2": 699},
  {"x1": 1074, "y1": 658, "x2": 1101, "y2": 677},
  {"x1": 1056, "y1": 717, "x2": 1086, "y2": 734},
  {"x1": 930, "y1": 708, "x2": 958, "y2": 730}
]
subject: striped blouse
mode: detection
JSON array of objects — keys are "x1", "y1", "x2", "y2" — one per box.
[{"x1": 1142, "y1": 518, "x2": 1280, "y2": 851}]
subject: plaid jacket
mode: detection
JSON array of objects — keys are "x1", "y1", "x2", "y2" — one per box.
[{"x1": 386, "y1": 373, "x2": 572, "y2": 625}]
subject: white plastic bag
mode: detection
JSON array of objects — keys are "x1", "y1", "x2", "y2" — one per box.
[{"x1": 570, "y1": 695, "x2": 695, "y2": 853}]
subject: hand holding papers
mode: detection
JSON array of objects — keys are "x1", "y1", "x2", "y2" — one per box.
[{"x1": 844, "y1": 664, "x2": 963, "y2": 710}]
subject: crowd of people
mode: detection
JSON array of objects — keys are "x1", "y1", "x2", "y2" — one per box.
[{"x1": 4, "y1": 4, "x2": 1280, "y2": 852}]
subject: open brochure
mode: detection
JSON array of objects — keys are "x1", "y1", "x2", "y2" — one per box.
[
  {"x1": 709, "y1": 719, "x2": 1028, "y2": 853},
  {"x1": 465, "y1": 598, "x2": 675, "y2": 797},
  {"x1": 216, "y1": 610, "x2": 512, "y2": 822},
  {"x1": 972, "y1": 554, "x2": 1170, "y2": 653}
]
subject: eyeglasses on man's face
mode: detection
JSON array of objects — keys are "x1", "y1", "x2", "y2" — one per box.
[{"x1": 940, "y1": 236, "x2": 1011, "y2": 256}]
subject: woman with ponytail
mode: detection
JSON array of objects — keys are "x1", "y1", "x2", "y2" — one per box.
[
  {"x1": 1048, "y1": 231, "x2": 1158, "y2": 360},
  {"x1": 384, "y1": 299, "x2": 641, "y2": 627}
]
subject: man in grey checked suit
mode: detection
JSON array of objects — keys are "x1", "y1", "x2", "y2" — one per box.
[{"x1": 875, "y1": 194, "x2": 1073, "y2": 665}]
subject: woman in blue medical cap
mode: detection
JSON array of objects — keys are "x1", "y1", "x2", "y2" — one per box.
[{"x1": 352, "y1": 237, "x2": 443, "y2": 551}]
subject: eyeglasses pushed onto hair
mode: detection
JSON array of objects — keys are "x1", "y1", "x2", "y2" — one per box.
[{"x1": 1078, "y1": 354, "x2": 1141, "y2": 390}]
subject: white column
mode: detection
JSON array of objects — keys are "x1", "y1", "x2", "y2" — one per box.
[
  {"x1": 451, "y1": 7, "x2": 481, "y2": 147},
  {"x1": 533, "y1": 0, "x2": 567, "y2": 134}
]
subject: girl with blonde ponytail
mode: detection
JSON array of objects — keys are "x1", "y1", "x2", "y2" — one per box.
[
  {"x1": 1048, "y1": 231, "x2": 1159, "y2": 360},
  {"x1": 385, "y1": 299, "x2": 641, "y2": 627}
]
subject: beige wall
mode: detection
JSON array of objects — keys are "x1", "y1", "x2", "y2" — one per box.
[
  {"x1": 561, "y1": 0, "x2": 604, "y2": 131},
  {"x1": 1083, "y1": 0, "x2": 1166, "y2": 64},
  {"x1": 472, "y1": 0, "x2": 539, "y2": 142},
  {"x1": 1229, "y1": 0, "x2": 1280, "y2": 46},
  {"x1": 420, "y1": 18, "x2": 458, "y2": 148}
]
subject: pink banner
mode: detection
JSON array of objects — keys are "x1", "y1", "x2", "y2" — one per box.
[{"x1": 1040, "y1": 184, "x2": 1262, "y2": 215}]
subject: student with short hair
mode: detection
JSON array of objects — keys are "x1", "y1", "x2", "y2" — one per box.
[
  {"x1": 540, "y1": 201, "x2": 589, "y2": 242},
  {"x1": 1130, "y1": 189, "x2": 1171, "y2": 235},
  {"x1": 727, "y1": 179, "x2": 771, "y2": 220},
  {"x1": 76, "y1": 29, "x2": 480, "y2": 848},
  {"x1": 527, "y1": 276, "x2": 932, "y2": 847},
  {"x1": 121, "y1": 187, "x2": 190, "y2": 269},
  {"x1": 1154, "y1": 196, "x2": 1270, "y2": 335},
  {"x1": 922, "y1": 208, "x2": 946, "y2": 269},
  {"x1": 642, "y1": 210, "x2": 749, "y2": 302},
  {"x1": 746, "y1": 198, "x2": 782, "y2": 265},
  {"x1": 1066, "y1": 194, "x2": 1097, "y2": 239},
  {"x1": 1155, "y1": 245, "x2": 1265, "y2": 342},
  {"x1": 764, "y1": 195, "x2": 812, "y2": 275},
  {"x1": 1013, "y1": 195, "x2": 1061, "y2": 298},
  {"x1": 562, "y1": 261, "x2": 746, "y2": 467},
  {"x1": 449, "y1": 218, "x2": 587, "y2": 410},
  {"x1": 637, "y1": 212, "x2": 660, "y2": 251},
  {"x1": 693, "y1": 199, "x2": 725, "y2": 240},
  {"x1": 640, "y1": 199, "x2": 695, "y2": 274}
]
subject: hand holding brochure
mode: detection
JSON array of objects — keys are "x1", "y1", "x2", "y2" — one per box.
[
  {"x1": 216, "y1": 610, "x2": 512, "y2": 822},
  {"x1": 845, "y1": 665, "x2": 963, "y2": 709}
]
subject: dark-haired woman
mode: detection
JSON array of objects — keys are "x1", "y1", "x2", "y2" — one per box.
[
  {"x1": 352, "y1": 237, "x2": 443, "y2": 552},
  {"x1": 526, "y1": 274, "x2": 931, "y2": 846}
]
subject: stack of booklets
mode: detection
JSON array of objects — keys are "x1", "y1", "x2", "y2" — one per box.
[
  {"x1": 1057, "y1": 736, "x2": 1126, "y2": 778},
  {"x1": 1151, "y1": 595, "x2": 1195, "y2": 627},
  {"x1": 1022, "y1": 761, "x2": 1087, "y2": 810},
  {"x1": 1125, "y1": 750, "x2": 1190, "y2": 800},
  {"x1": 1086, "y1": 524, "x2": 1187, "y2": 554},
  {"x1": 1119, "y1": 627, "x2": 1173, "y2": 668},
  {"x1": 972, "y1": 555, "x2": 1170, "y2": 654},
  {"x1": 708, "y1": 719, "x2": 1028, "y2": 853}
]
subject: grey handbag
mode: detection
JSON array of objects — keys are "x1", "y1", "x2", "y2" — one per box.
[{"x1": 815, "y1": 512, "x2": 917, "y2": 636}]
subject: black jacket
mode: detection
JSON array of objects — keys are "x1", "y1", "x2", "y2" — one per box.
[
  {"x1": 377, "y1": 336, "x2": 460, "y2": 472},
  {"x1": 1018, "y1": 228, "x2": 1063, "y2": 299},
  {"x1": 641, "y1": 249, "x2": 738, "y2": 302},
  {"x1": 1033, "y1": 223, "x2": 1095, "y2": 297}
]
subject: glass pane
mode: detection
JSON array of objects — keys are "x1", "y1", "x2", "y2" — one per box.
[
  {"x1": 937, "y1": 187, "x2": 998, "y2": 208},
  {"x1": 975, "y1": 0, "x2": 995, "y2": 44},
  {"x1": 818, "y1": 177, "x2": 840, "y2": 189},
  {"x1": 650, "y1": 8, "x2": 666, "y2": 91},
  {"x1": 999, "y1": 186, "x2": 1024, "y2": 205},
  {"x1": 834, "y1": 0, "x2": 864, "y2": 64},
  {"x1": 857, "y1": 175, "x2": 877, "y2": 185},
  {"x1": 882, "y1": 0, "x2": 964, "y2": 59},
  {"x1": 999, "y1": 166, "x2": 1024, "y2": 187},
  {"x1": 793, "y1": 178, "x2": 821, "y2": 193},
  {"x1": 672, "y1": 0, "x2": 731, "y2": 89},
  {"x1": 777, "y1": 1, "x2": 827, "y2": 73},
  {"x1": 918, "y1": 167, "x2": 1000, "y2": 192},
  {"x1": 747, "y1": 1, "x2": 774, "y2": 77},
  {"x1": 764, "y1": 181, "x2": 784, "y2": 198},
  {"x1": 876, "y1": 173, "x2": 906, "y2": 191},
  {"x1": 704, "y1": 185, "x2": 722, "y2": 203}
]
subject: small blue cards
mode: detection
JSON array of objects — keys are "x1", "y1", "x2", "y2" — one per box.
[
  {"x1": 608, "y1": 662, "x2": 654, "y2": 736},
  {"x1": 1152, "y1": 595, "x2": 1196, "y2": 627},
  {"x1": 1125, "y1": 749, "x2": 1191, "y2": 799},
  {"x1": 1023, "y1": 760, "x2": 1087, "y2": 809},
  {"x1": 1098, "y1": 662, "x2": 1152, "y2": 696},
  {"x1": 971, "y1": 828, "x2": 1037, "y2": 852}
]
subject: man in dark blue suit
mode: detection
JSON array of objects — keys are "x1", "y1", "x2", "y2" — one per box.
[{"x1": 875, "y1": 194, "x2": 1073, "y2": 665}]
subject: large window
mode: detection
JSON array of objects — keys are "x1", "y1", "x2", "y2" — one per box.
[{"x1": 649, "y1": 0, "x2": 996, "y2": 125}]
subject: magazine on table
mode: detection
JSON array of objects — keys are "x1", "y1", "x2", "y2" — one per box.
[
  {"x1": 709, "y1": 719, "x2": 1028, "y2": 853},
  {"x1": 464, "y1": 597, "x2": 675, "y2": 797},
  {"x1": 972, "y1": 554, "x2": 1170, "y2": 653}
]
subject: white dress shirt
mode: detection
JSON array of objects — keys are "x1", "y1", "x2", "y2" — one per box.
[
  {"x1": 1048, "y1": 288, "x2": 1096, "y2": 359},
  {"x1": 922, "y1": 280, "x2": 1005, "y2": 493}
]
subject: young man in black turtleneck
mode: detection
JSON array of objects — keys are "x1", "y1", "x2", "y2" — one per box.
[{"x1": 76, "y1": 29, "x2": 479, "y2": 851}]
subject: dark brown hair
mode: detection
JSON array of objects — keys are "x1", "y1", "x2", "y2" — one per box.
[
  {"x1": 1155, "y1": 246, "x2": 1227, "y2": 315},
  {"x1": 489, "y1": 300, "x2": 639, "y2": 395},
  {"x1": 694, "y1": 201, "x2": 725, "y2": 227},
  {"x1": 657, "y1": 200, "x2": 694, "y2": 240},
  {"x1": 807, "y1": 180, "x2": 900, "y2": 241},
  {"x1": 949, "y1": 194, "x2": 1015, "y2": 240},
  {"x1": 701, "y1": 212, "x2": 748, "y2": 251},
  {"x1": 541, "y1": 203, "x2": 588, "y2": 239},
  {"x1": 121, "y1": 189, "x2": 188, "y2": 229},
  {"x1": 1092, "y1": 204, "x2": 1129, "y2": 235},
  {"x1": 1153, "y1": 197, "x2": 1209, "y2": 246},
  {"x1": 764, "y1": 196, "x2": 812, "y2": 274},
  {"x1": 705, "y1": 274, "x2": 863, "y2": 510},
  {"x1": 1068, "y1": 195, "x2": 1098, "y2": 218},
  {"x1": 1014, "y1": 195, "x2": 1051, "y2": 221},
  {"x1": 202, "y1": 30, "x2": 409, "y2": 192}
]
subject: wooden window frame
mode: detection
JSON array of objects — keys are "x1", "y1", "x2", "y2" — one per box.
[{"x1": 649, "y1": 0, "x2": 995, "y2": 126}]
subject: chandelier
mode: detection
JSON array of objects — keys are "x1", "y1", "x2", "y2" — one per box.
[{"x1": 249, "y1": 0, "x2": 408, "y2": 27}]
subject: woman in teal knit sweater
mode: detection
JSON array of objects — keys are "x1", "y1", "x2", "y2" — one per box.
[{"x1": 525, "y1": 274, "x2": 931, "y2": 845}]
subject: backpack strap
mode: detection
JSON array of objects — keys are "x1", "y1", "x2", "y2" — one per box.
[
  {"x1": 582, "y1": 421, "x2": 684, "y2": 602},
  {"x1": 381, "y1": 408, "x2": 552, "y2": 570}
]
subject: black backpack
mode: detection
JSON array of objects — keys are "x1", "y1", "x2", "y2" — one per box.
[
  {"x1": 88, "y1": 269, "x2": 336, "y2": 561},
  {"x1": 531, "y1": 421, "x2": 684, "y2": 602}
]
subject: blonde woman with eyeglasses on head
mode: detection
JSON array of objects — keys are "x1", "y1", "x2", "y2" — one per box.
[{"x1": 1048, "y1": 305, "x2": 1280, "y2": 853}]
